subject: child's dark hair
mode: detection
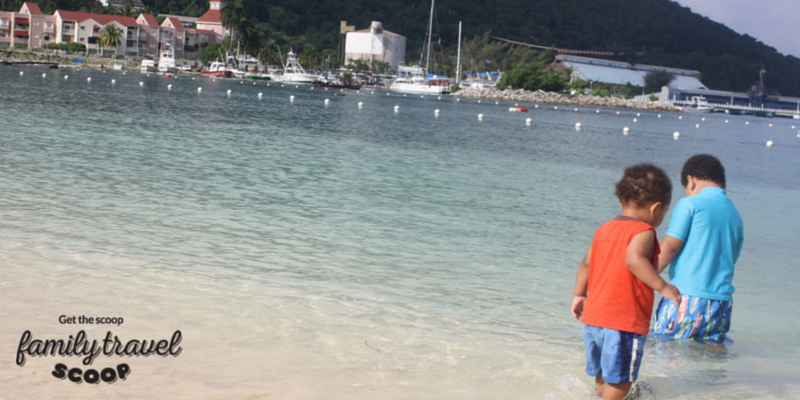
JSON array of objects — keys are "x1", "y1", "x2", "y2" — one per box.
[
  {"x1": 615, "y1": 163, "x2": 672, "y2": 207},
  {"x1": 681, "y1": 154, "x2": 726, "y2": 188}
]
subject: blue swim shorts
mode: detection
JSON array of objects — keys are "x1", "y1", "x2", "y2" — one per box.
[
  {"x1": 582, "y1": 324, "x2": 647, "y2": 384},
  {"x1": 651, "y1": 294, "x2": 732, "y2": 342}
]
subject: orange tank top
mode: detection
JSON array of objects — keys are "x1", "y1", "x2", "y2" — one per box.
[{"x1": 581, "y1": 217, "x2": 660, "y2": 335}]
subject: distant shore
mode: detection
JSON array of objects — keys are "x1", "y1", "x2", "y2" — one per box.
[{"x1": 455, "y1": 87, "x2": 682, "y2": 112}]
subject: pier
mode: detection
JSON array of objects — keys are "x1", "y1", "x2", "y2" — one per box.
[{"x1": 1, "y1": 60, "x2": 59, "y2": 68}]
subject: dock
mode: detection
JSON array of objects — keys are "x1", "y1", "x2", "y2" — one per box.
[{"x1": 1, "y1": 61, "x2": 59, "y2": 68}]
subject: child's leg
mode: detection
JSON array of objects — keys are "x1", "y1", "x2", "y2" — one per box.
[
  {"x1": 594, "y1": 373, "x2": 605, "y2": 396},
  {"x1": 601, "y1": 381, "x2": 632, "y2": 400}
]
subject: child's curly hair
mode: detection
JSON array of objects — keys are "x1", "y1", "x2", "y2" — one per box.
[{"x1": 615, "y1": 163, "x2": 672, "y2": 207}]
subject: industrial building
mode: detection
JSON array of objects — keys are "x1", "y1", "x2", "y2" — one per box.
[
  {"x1": 553, "y1": 54, "x2": 708, "y2": 90},
  {"x1": 344, "y1": 21, "x2": 406, "y2": 69}
]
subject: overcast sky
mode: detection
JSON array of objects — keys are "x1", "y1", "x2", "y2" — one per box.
[{"x1": 673, "y1": 0, "x2": 800, "y2": 58}]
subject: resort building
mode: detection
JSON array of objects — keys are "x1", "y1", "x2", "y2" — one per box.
[
  {"x1": 344, "y1": 21, "x2": 406, "y2": 69},
  {"x1": 1, "y1": 0, "x2": 222, "y2": 58},
  {"x1": 195, "y1": 0, "x2": 228, "y2": 37},
  {"x1": 553, "y1": 54, "x2": 708, "y2": 90},
  {"x1": 0, "y1": 2, "x2": 57, "y2": 50}
]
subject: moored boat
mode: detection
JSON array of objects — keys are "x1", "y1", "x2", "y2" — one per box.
[
  {"x1": 313, "y1": 80, "x2": 362, "y2": 90},
  {"x1": 201, "y1": 61, "x2": 233, "y2": 78}
]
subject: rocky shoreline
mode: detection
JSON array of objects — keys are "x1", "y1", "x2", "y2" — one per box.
[{"x1": 455, "y1": 87, "x2": 681, "y2": 112}]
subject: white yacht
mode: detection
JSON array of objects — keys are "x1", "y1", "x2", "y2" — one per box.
[
  {"x1": 157, "y1": 42, "x2": 177, "y2": 74},
  {"x1": 390, "y1": 65, "x2": 450, "y2": 94},
  {"x1": 276, "y1": 50, "x2": 319, "y2": 83}
]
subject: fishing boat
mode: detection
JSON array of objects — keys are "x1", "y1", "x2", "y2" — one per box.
[
  {"x1": 389, "y1": 0, "x2": 450, "y2": 95},
  {"x1": 312, "y1": 80, "x2": 362, "y2": 90},
  {"x1": 681, "y1": 96, "x2": 713, "y2": 113},
  {"x1": 157, "y1": 42, "x2": 177, "y2": 74},
  {"x1": 140, "y1": 57, "x2": 156, "y2": 73},
  {"x1": 201, "y1": 61, "x2": 233, "y2": 78},
  {"x1": 276, "y1": 50, "x2": 319, "y2": 83}
]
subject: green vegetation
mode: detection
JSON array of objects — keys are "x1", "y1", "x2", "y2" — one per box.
[
  {"x1": 644, "y1": 70, "x2": 676, "y2": 92},
  {"x1": 99, "y1": 24, "x2": 123, "y2": 58},
  {"x1": 495, "y1": 66, "x2": 569, "y2": 92},
  {"x1": 43, "y1": 42, "x2": 86, "y2": 53},
  {"x1": 2, "y1": 0, "x2": 800, "y2": 95}
]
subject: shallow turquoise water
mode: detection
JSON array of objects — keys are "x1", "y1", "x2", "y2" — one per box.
[{"x1": 1, "y1": 67, "x2": 799, "y2": 399}]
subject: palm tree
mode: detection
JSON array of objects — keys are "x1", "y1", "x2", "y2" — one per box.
[
  {"x1": 99, "y1": 24, "x2": 124, "y2": 59},
  {"x1": 221, "y1": 0, "x2": 248, "y2": 43},
  {"x1": 298, "y1": 44, "x2": 317, "y2": 69}
]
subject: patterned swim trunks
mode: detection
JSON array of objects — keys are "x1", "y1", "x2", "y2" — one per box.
[{"x1": 651, "y1": 294, "x2": 732, "y2": 342}]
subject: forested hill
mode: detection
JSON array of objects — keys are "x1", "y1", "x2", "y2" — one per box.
[{"x1": 6, "y1": 0, "x2": 800, "y2": 95}]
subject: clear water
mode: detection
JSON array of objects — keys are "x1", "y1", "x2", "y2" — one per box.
[{"x1": 1, "y1": 67, "x2": 799, "y2": 399}]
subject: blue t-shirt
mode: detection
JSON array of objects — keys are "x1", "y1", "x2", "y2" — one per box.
[{"x1": 666, "y1": 187, "x2": 744, "y2": 301}]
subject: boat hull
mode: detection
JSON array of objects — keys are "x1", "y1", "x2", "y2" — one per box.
[
  {"x1": 389, "y1": 82, "x2": 450, "y2": 95},
  {"x1": 313, "y1": 81, "x2": 362, "y2": 90},
  {"x1": 201, "y1": 71, "x2": 233, "y2": 78},
  {"x1": 277, "y1": 74, "x2": 319, "y2": 84}
]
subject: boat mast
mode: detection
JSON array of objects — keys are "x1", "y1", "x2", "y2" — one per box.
[
  {"x1": 425, "y1": 0, "x2": 434, "y2": 75},
  {"x1": 456, "y1": 20, "x2": 461, "y2": 85}
]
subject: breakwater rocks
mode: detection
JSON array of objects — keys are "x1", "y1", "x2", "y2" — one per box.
[{"x1": 456, "y1": 88, "x2": 681, "y2": 112}]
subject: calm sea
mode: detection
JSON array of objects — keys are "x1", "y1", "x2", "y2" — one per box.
[{"x1": 1, "y1": 67, "x2": 799, "y2": 399}]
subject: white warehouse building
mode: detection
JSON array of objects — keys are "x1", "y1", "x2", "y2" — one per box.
[{"x1": 344, "y1": 21, "x2": 406, "y2": 69}]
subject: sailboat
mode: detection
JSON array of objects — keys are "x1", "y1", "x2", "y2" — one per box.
[{"x1": 390, "y1": 0, "x2": 450, "y2": 95}]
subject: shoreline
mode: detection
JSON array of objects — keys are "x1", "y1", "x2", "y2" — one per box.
[{"x1": 454, "y1": 87, "x2": 682, "y2": 112}]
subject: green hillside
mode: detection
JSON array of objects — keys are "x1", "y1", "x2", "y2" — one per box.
[{"x1": 6, "y1": 0, "x2": 800, "y2": 95}]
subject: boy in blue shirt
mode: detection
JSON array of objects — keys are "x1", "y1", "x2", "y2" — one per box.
[{"x1": 652, "y1": 154, "x2": 744, "y2": 342}]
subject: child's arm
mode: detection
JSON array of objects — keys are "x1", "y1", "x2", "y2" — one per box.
[
  {"x1": 571, "y1": 248, "x2": 591, "y2": 320},
  {"x1": 658, "y1": 235, "x2": 685, "y2": 273},
  {"x1": 627, "y1": 230, "x2": 682, "y2": 306}
]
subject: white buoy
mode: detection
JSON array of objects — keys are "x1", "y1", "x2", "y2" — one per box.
[
  {"x1": 111, "y1": 79, "x2": 116, "y2": 84},
  {"x1": 554, "y1": 106, "x2": 558, "y2": 110},
  {"x1": 240, "y1": 81, "x2": 244, "y2": 85},
  {"x1": 526, "y1": 118, "x2": 532, "y2": 125},
  {"x1": 658, "y1": 114, "x2": 662, "y2": 118},
  {"x1": 295, "y1": 85, "x2": 299, "y2": 88},
  {"x1": 394, "y1": 105, "x2": 400, "y2": 112},
  {"x1": 792, "y1": 126, "x2": 796, "y2": 129},
  {"x1": 633, "y1": 118, "x2": 638, "y2": 123},
  {"x1": 535, "y1": 105, "x2": 539, "y2": 108},
  {"x1": 324, "y1": 98, "x2": 330, "y2": 104},
  {"x1": 746, "y1": 121, "x2": 750, "y2": 125},
  {"x1": 673, "y1": 132, "x2": 680, "y2": 140},
  {"x1": 64, "y1": 75, "x2": 69, "y2": 80},
  {"x1": 797, "y1": 132, "x2": 800, "y2": 137},
  {"x1": 637, "y1": 113, "x2": 641, "y2": 117},
  {"x1": 623, "y1": 127, "x2": 630, "y2": 135},
  {"x1": 701, "y1": 117, "x2": 706, "y2": 121},
  {"x1": 495, "y1": 101, "x2": 499, "y2": 105},
  {"x1": 478, "y1": 100, "x2": 481, "y2": 103},
  {"x1": 147, "y1": 74, "x2": 151, "y2": 77},
  {"x1": 192, "y1": 77, "x2": 195, "y2": 80},
  {"x1": 387, "y1": 92, "x2": 390, "y2": 96},
  {"x1": 769, "y1": 123, "x2": 773, "y2": 127},
  {"x1": 358, "y1": 102, "x2": 363, "y2": 108},
  {"x1": 168, "y1": 84, "x2": 173, "y2": 90},
  {"x1": 197, "y1": 87, "x2": 202, "y2": 93},
  {"x1": 766, "y1": 140, "x2": 774, "y2": 147},
  {"x1": 19, "y1": 71, "x2": 24, "y2": 76},
  {"x1": 438, "y1": 96, "x2": 441, "y2": 100},
  {"x1": 403, "y1": 94, "x2": 406, "y2": 97},
  {"x1": 254, "y1": 82, "x2": 256, "y2": 85},
  {"x1": 42, "y1": 73, "x2": 46, "y2": 78},
  {"x1": 509, "y1": 108, "x2": 516, "y2": 112},
  {"x1": 421, "y1": 95, "x2": 424, "y2": 98},
  {"x1": 575, "y1": 108, "x2": 579, "y2": 112},
  {"x1": 290, "y1": 95, "x2": 295, "y2": 101},
  {"x1": 478, "y1": 113, "x2": 484, "y2": 120},
  {"x1": 227, "y1": 89, "x2": 232, "y2": 96},
  {"x1": 515, "y1": 103, "x2": 519, "y2": 106},
  {"x1": 575, "y1": 122, "x2": 582, "y2": 129},
  {"x1": 139, "y1": 81, "x2": 144, "y2": 87},
  {"x1": 679, "y1": 116, "x2": 683, "y2": 120},
  {"x1": 696, "y1": 124, "x2": 700, "y2": 128},
  {"x1": 725, "y1": 120, "x2": 729, "y2": 123},
  {"x1": 597, "y1": 110, "x2": 601, "y2": 113},
  {"x1": 258, "y1": 92, "x2": 263, "y2": 98},
  {"x1": 281, "y1": 84, "x2": 284, "y2": 87},
  {"x1": 457, "y1": 98, "x2": 460, "y2": 102},
  {"x1": 434, "y1": 109, "x2": 440, "y2": 116}
]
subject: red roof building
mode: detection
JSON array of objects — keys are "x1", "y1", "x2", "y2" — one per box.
[{"x1": 195, "y1": 0, "x2": 227, "y2": 37}]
